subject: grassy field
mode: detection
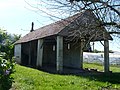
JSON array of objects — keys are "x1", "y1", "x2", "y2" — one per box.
[{"x1": 11, "y1": 63, "x2": 120, "y2": 90}]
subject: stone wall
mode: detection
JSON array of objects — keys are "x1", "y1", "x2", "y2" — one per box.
[{"x1": 14, "y1": 44, "x2": 21, "y2": 64}]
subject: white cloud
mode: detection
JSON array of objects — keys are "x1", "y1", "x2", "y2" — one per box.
[{"x1": 0, "y1": 0, "x2": 25, "y2": 9}]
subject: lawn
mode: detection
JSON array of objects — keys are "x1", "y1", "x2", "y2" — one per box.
[{"x1": 11, "y1": 63, "x2": 120, "y2": 90}]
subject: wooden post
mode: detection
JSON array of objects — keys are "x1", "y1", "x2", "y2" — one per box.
[
  {"x1": 36, "y1": 39, "x2": 43, "y2": 67},
  {"x1": 28, "y1": 42, "x2": 31, "y2": 65},
  {"x1": 104, "y1": 40, "x2": 109, "y2": 72},
  {"x1": 93, "y1": 42, "x2": 95, "y2": 52},
  {"x1": 80, "y1": 39, "x2": 84, "y2": 69},
  {"x1": 56, "y1": 36, "x2": 63, "y2": 73}
]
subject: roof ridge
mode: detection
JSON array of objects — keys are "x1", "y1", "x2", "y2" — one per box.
[{"x1": 35, "y1": 11, "x2": 83, "y2": 32}]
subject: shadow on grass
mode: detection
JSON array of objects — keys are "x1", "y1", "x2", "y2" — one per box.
[
  {"x1": 39, "y1": 66, "x2": 120, "y2": 84},
  {"x1": 75, "y1": 72, "x2": 120, "y2": 84},
  {"x1": 23, "y1": 64, "x2": 120, "y2": 84}
]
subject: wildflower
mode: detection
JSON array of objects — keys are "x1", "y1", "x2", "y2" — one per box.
[
  {"x1": 2, "y1": 59, "x2": 7, "y2": 63},
  {"x1": 9, "y1": 66, "x2": 12, "y2": 70},
  {"x1": 1, "y1": 63, "x2": 6, "y2": 67},
  {"x1": 4, "y1": 70, "x2": 10, "y2": 75}
]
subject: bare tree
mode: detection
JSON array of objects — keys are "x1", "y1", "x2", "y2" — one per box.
[
  {"x1": 25, "y1": 0, "x2": 120, "y2": 30},
  {"x1": 25, "y1": 0, "x2": 120, "y2": 49}
]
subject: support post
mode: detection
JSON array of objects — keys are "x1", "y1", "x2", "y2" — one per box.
[
  {"x1": 36, "y1": 39, "x2": 43, "y2": 67},
  {"x1": 56, "y1": 36, "x2": 63, "y2": 73},
  {"x1": 104, "y1": 40, "x2": 109, "y2": 72},
  {"x1": 80, "y1": 39, "x2": 84, "y2": 69},
  {"x1": 93, "y1": 42, "x2": 95, "y2": 52},
  {"x1": 28, "y1": 42, "x2": 31, "y2": 65}
]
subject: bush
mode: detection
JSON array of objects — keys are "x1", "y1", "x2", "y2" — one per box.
[{"x1": 0, "y1": 57, "x2": 15, "y2": 90}]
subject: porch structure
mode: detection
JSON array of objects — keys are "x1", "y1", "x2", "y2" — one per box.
[{"x1": 14, "y1": 10, "x2": 112, "y2": 73}]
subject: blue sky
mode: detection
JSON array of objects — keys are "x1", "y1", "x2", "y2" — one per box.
[
  {"x1": 0, "y1": 0, "x2": 53, "y2": 35},
  {"x1": 0, "y1": 0, "x2": 120, "y2": 51}
]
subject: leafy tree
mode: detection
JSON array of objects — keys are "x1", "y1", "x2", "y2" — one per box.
[
  {"x1": 0, "y1": 28, "x2": 19, "y2": 89},
  {"x1": 0, "y1": 55, "x2": 15, "y2": 90},
  {"x1": 0, "y1": 28, "x2": 21, "y2": 60}
]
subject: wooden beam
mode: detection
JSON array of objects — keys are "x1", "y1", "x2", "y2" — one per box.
[
  {"x1": 36, "y1": 39, "x2": 43, "y2": 67},
  {"x1": 104, "y1": 40, "x2": 110, "y2": 72},
  {"x1": 56, "y1": 36, "x2": 63, "y2": 73}
]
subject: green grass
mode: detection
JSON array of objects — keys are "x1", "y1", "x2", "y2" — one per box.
[{"x1": 11, "y1": 63, "x2": 120, "y2": 90}]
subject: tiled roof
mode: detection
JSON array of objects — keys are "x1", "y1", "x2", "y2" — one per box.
[
  {"x1": 15, "y1": 10, "x2": 112, "y2": 44},
  {"x1": 15, "y1": 12, "x2": 82, "y2": 44}
]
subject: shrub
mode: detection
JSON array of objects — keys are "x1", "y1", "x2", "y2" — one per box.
[{"x1": 0, "y1": 57, "x2": 15, "y2": 90}]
